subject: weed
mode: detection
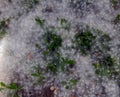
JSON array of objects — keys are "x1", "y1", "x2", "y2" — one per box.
[
  {"x1": 44, "y1": 31, "x2": 62, "y2": 52},
  {"x1": 99, "y1": 33, "x2": 111, "y2": 50},
  {"x1": 61, "y1": 79, "x2": 78, "y2": 89},
  {"x1": 35, "y1": 17, "x2": 45, "y2": 28},
  {"x1": 46, "y1": 52, "x2": 75, "y2": 74},
  {"x1": 114, "y1": 14, "x2": 120, "y2": 24},
  {"x1": 61, "y1": 57, "x2": 75, "y2": 70},
  {"x1": 26, "y1": 0, "x2": 39, "y2": 8},
  {"x1": 60, "y1": 18, "x2": 71, "y2": 31},
  {"x1": 31, "y1": 66, "x2": 45, "y2": 85},
  {"x1": 111, "y1": 0, "x2": 118, "y2": 5},
  {"x1": 92, "y1": 55, "x2": 118, "y2": 78},
  {"x1": 46, "y1": 63, "x2": 58, "y2": 74},
  {"x1": 35, "y1": 17, "x2": 75, "y2": 74},
  {"x1": 0, "y1": 19, "x2": 9, "y2": 38},
  {"x1": 0, "y1": 31, "x2": 7, "y2": 38},
  {"x1": 110, "y1": 0, "x2": 120, "y2": 10},
  {"x1": 0, "y1": 19, "x2": 9, "y2": 29},
  {"x1": 0, "y1": 82, "x2": 22, "y2": 97},
  {"x1": 101, "y1": 34, "x2": 111, "y2": 41},
  {"x1": 73, "y1": 27, "x2": 111, "y2": 56},
  {"x1": 73, "y1": 29, "x2": 96, "y2": 55},
  {"x1": 61, "y1": 57, "x2": 75, "y2": 67},
  {"x1": 35, "y1": 43, "x2": 41, "y2": 48},
  {"x1": 61, "y1": 57, "x2": 75, "y2": 71}
]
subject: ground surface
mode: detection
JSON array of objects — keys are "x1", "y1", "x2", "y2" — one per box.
[{"x1": 0, "y1": 0, "x2": 120, "y2": 97}]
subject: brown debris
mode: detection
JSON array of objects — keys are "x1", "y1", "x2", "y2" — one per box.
[
  {"x1": 40, "y1": 86, "x2": 56, "y2": 97},
  {"x1": 42, "y1": 3, "x2": 55, "y2": 13},
  {"x1": 69, "y1": 92, "x2": 77, "y2": 97},
  {"x1": 26, "y1": 52, "x2": 33, "y2": 60}
]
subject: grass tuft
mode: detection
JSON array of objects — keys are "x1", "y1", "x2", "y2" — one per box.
[{"x1": 0, "y1": 82, "x2": 22, "y2": 97}]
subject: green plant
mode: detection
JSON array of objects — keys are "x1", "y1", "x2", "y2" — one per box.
[
  {"x1": 73, "y1": 29, "x2": 96, "y2": 55},
  {"x1": 0, "y1": 19, "x2": 9, "y2": 38},
  {"x1": 45, "y1": 52, "x2": 61, "y2": 74},
  {"x1": 0, "y1": 82, "x2": 22, "y2": 97},
  {"x1": 31, "y1": 66, "x2": 45, "y2": 85},
  {"x1": 35, "y1": 17, "x2": 75, "y2": 75},
  {"x1": 35, "y1": 43, "x2": 41, "y2": 48},
  {"x1": 101, "y1": 34, "x2": 111, "y2": 41},
  {"x1": 61, "y1": 79, "x2": 78, "y2": 89},
  {"x1": 92, "y1": 55, "x2": 118, "y2": 78},
  {"x1": 114, "y1": 14, "x2": 120, "y2": 24},
  {"x1": 46, "y1": 52, "x2": 75, "y2": 74},
  {"x1": 73, "y1": 27, "x2": 111, "y2": 56},
  {"x1": 0, "y1": 19, "x2": 9, "y2": 29},
  {"x1": 60, "y1": 18, "x2": 71, "y2": 31},
  {"x1": 0, "y1": 31, "x2": 7, "y2": 38},
  {"x1": 99, "y1": 33, "x2": 111, "y2": 50},
  {"x1": 61, "y1": 57, "x2": 75, "y2": 69},
  {"x1": 26, "y1": 0, "x2": 39, "y2": 8},
  {"x1": 44, "y1": 31, "x2": 62, "y2": 52},
  {"x1": 111, "y1": 0, "x2": 118, "y2": 5},
  {"x1": 35, "y1": 17, "x2": 45, "y2": 28}
]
